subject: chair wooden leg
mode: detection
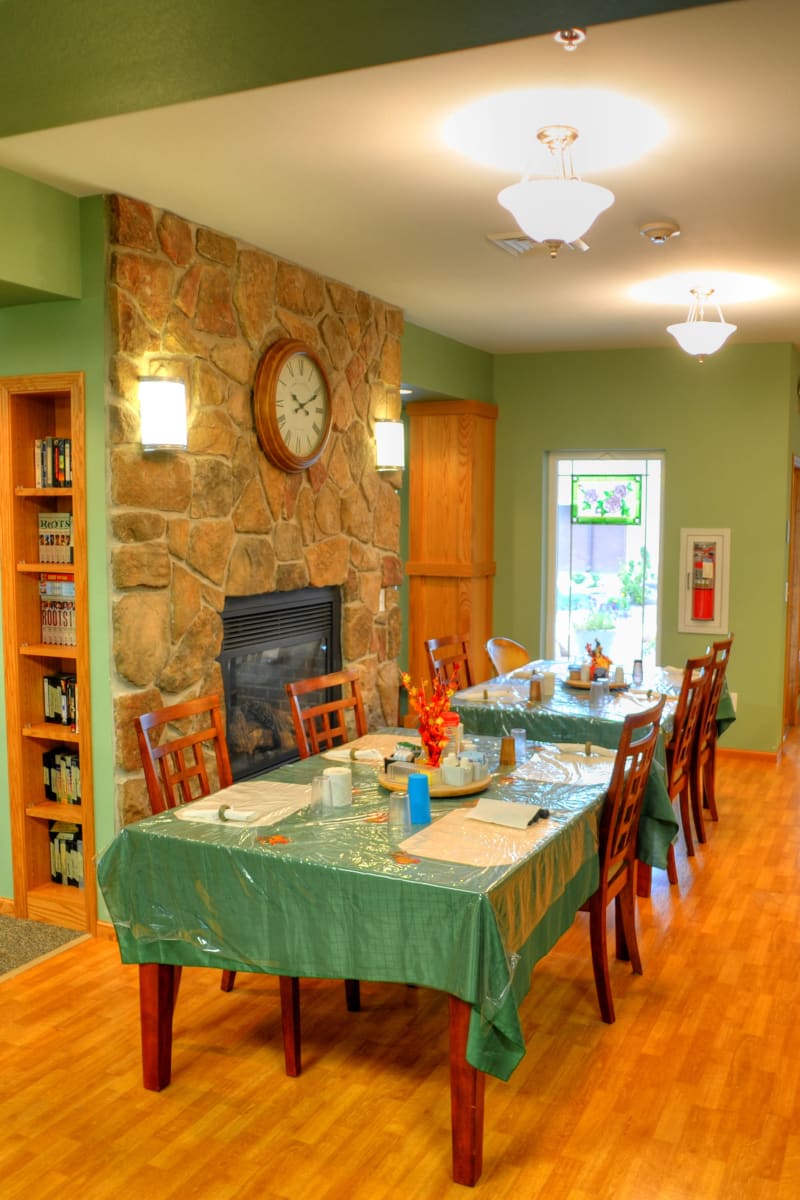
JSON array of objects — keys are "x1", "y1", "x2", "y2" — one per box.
[
  {"x1": 667, "y1": 842, "x2": 678, "y2": 885},
  {"x1": 588, "y1": 900, "x2": 614, "y2": 1024},
  {"x1": 279, "y1": 975, "x2": 301, "y2": 1077},
  {"x1": 220, "y1": 970, "x2": 236, "y2": 992},
  {"x1": 679, "y1": 782, "x2": 695, "y2": 857},
  {"x1": 704, "y1": 749, "x2": 719, "y2": 820},
  {"x1": 690, "y1": 760, "x2": 707, "y2": 846},
  {"x1": 615, "y1": 886, "x2": 642, "y2": 975},
  {"x1": 344, "y1": 978, "x2": 361, "y2": 1011}
]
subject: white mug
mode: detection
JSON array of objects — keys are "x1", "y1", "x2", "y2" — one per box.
[{"x1": 323, "y1": 766, "x2": 353, "y2": 807}]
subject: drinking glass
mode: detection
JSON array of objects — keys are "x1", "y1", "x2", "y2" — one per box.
[{"x1": 632, "y1": 659, "x2": 644, "y2": 686}]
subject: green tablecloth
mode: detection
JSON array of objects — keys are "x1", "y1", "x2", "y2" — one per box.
[{"x1": 99, "y1": 736, "x2": 611, "y2": 1082}]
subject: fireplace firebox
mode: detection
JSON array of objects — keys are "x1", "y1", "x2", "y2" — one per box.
[{"x1": 218, "y1": 587, "x2": 341, "y2": 779}]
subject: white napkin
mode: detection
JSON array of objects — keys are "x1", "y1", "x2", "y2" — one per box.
[
  {"x1": 464, "y1": 797, "x2": 544, "y2": 829},
  {"x1": 514, "y1": 742, "x2": 615, "y2": 786},
  {"x1": 174, "y1": 781, "x2": 311, "y2": 826}
]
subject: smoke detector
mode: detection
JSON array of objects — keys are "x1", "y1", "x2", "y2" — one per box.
[{"x1": 640, "y1": 220, "x2": 681, "y2": 245}]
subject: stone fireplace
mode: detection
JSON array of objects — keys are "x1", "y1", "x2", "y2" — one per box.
[
  {"x1": 219, "y1": 586, "x2": 341, "y2": 779},
  {"x1": 107, "y1": 196, "x2": 403, "y2": 825}
]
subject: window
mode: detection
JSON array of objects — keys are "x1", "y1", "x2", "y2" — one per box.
[{"x1": 545, "y1": 453, "x2": 663, "y2": 671}]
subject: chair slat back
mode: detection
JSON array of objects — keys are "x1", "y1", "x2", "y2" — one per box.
[
  {"x1": 696, "y1": 635, "x2": 734, "y2": 758},
  {"x1": 425, "y1": 634, "x2": 473, "y2": 689},
  {"x1": 486, "y1": 636, "x2": 530, "y2": 676},
  {"x1": 135, "y1": 694, "x2": 233, "y2": 813},
  {"x1": 601, "y1": 696, "x2": 665, "y2": 883},
  {"x1": 666, "y1": 653, "x2": 713, "y2": 794},
  {"x1": 286, "y1": 669, "x2": 367, "y2": 759}
]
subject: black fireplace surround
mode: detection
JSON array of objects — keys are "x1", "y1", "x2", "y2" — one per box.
[{"x1": 218, "y1": 586, "x2": 341, "y2": 780}]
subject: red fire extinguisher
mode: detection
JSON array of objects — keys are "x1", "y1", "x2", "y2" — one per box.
[{"x1": 692, "y1": 541, "x2": 716, "y2": 621}]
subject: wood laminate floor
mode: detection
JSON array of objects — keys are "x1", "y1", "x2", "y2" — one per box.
[{"x1": 3, "y1": 737, "x2": 799, "y2": 1199}]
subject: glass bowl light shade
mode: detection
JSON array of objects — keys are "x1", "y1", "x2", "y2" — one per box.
[
  {"x1": 666, "y1": 319, "x2": 737, "y2": 356},
  {"x1": 497, "y1": 177, "x2": 614, "y2": 245}
]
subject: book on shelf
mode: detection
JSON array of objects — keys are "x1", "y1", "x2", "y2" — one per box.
[
  {"x1": 49, "y1": 821, "x2": 84, "y2": 888},
  {"x1": 37, "y1": 512, "x2": 74, "y2": 564},
  {"x1": 33, "y1": 437, "x2": 73, "y2": 489},
  {"x1": 42, "y1": 749, "x2": 81, "y2": 805},
  {"x1": 43, "y1": 673, "x2": 78, "y2": 731},
  {"x1": 39, "y1": 573, "x2": 76, "y2": 646}
]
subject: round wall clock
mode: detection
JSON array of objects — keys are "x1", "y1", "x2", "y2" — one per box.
[{"x1": 253, "y1": 338, "x2": 332, "y2": 472}]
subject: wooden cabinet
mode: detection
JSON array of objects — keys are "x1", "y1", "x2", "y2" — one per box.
[
  {"x1": 406, "y1": 399, "x2": 496, "y2": 688},
  {"x1": 0, "y1": 373, "x2": 95, "y2": 932}
]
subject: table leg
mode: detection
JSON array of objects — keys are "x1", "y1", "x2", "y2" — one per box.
[
  {"x1": 636, "y1": 859, "x2": 652, "y2": 898},
  {"x1": 448, "y1": 995, "x2": 485, "y2": 1186},
  {"x1": 279, "y1": 975, "x2": 301, "y2": 1077},
  {"x1": 139, "y1": 963, "x2": 178, "y2": 1091}
]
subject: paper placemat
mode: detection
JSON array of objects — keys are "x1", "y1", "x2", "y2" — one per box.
[
  {"x1": 174, "y1": 781, "x2": 311, "y2": 826},
  {"x1": 399, "y1": 806, "x2": 552, "y2": 867},
  {"x1": 514, "y1": 743, "x2": 615, "y2": 786},
  {"x1": 322, "y1": 733, "x2": 421, "y2": 763}
]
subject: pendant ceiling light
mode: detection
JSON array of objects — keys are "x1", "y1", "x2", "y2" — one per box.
[
  {"x1": 666, "y1": 289, "x2": 737, "y2": 358},
  {"x1": 497, "y1": 125, "x2": 614, "y2": 248}
]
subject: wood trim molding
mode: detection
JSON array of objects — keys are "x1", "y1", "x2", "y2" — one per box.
[{"x1": 406, "y1": 398, "x2": 497, "y2": 420}]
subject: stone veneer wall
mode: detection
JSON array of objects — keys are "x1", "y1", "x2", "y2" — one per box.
[{"x1": 107, "y1": 196, "x2": 403, "y2": 825}]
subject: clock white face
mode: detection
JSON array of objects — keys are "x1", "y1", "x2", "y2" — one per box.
[{"x1": 275, "y1": 353, "x2": 329, "y2": 459}]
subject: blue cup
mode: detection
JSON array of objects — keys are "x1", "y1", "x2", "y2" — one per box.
[{"x1": 407, "y1": 772, "x2": 432, "y2": 825}]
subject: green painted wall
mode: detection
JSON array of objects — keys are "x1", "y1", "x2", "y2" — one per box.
[
  {"x1": 0, "y1": 166, "x2": 82, "y2": 304},
  {"x1": 402, "y1": 323, "x2": 494, "y2": 406},
  {"x1": 0, "y1": 195, "x2": 113, "y2": 912},
  {"x1": 493, "y1": 342, "x2": 798, "y2": 753},
  {"x1": 0, "y1": 1, "x2": 717, "y2": 136}
]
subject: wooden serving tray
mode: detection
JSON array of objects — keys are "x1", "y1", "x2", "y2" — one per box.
[
  {"x1": 564, "y1": 678, "x2": 627, "y2": 691},
  {"x1": 378, "y1": 772, "x2": 492, "y2": 799}
]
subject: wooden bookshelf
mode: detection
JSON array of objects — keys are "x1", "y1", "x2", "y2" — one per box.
[{"x1": 0, "y1": 373, "x2": 95, "y2": 932}]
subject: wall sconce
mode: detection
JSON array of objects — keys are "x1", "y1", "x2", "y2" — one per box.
[
  {"x1": 138, "y1": 376, "x2": 188, "y2": 450},
  {"x1": 375, "y1": 420, "x2": 405, "y2": 471}
]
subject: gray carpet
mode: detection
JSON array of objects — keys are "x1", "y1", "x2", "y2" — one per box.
[{"x1": 0, "y1": 913, "x2": 87, "y2": 977}]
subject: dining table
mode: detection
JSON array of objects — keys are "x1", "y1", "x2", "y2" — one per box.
[{"x1": 97, "y1": 728, "x2": 671, "y2": 1186}]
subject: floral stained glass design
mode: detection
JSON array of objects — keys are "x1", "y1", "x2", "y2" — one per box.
[{"x1": 571, "y1": 474, "x2": 642, "y2": 525}]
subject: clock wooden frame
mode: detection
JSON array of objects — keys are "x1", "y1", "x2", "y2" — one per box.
[{"x1": 253, "y1": 338, "x2": 332, "y2": 472}]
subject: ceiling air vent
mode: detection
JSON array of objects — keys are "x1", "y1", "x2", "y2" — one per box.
[{"x1": 487, "y1": 231, "x2": 590, "y2": 257}]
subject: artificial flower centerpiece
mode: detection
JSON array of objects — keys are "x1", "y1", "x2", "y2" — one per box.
[
  {"x1": 401, "y1": 667, "x2": 460, "y2": 767},
  {"x1": 585, "y1": 638, "x2": 612, "y2": 679}
]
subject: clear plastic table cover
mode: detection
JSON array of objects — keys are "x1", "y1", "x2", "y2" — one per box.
[{"x1": 98, "y1": 734, "x2": 608, "y2": 1082}]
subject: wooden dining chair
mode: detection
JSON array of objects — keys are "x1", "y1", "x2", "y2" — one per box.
[
  {"x1": 663, "y1": 652, "x2": 714, "y2": 878},
  {"x1": 285, "y1": 668, "x2": 367, "y2": 1015},
  {"x1": 425, "y1": 634, "x2": 474, "y2": 689},
  {"x1": 135, "y1": 693, "x2": 237, "y2": 993},
  {"x1": 580, "y1": 694, "x2": 665, "y2": 1024},
  {"x1": 485, "y1": 636, "x2": 530, "y2": 676},
  {"x1": 691, "y1": 634, "x2": 734, "y2": 838},
  {"x1": 285, "y1": 668, "x2": 367, "y2": 758}
]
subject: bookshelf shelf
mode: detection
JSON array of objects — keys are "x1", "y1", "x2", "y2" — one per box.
[
  {"x1": 23, "y1": 723, "x2": 80, "y2": 744},
  {"x1": 17, "y1": 562, "x2": 76, "y2": 574},
  {"x1": 26, "y1": 801, "x2": 85, "y2": 823},
  {"x1": 19, "y1": 643, "x2": 78, "y2": 660},
  {"x1": 0, "y1": 373, "x2": 95, "y2": 933}
]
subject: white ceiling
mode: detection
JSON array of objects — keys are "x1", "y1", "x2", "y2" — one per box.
[{"x1": 0, "y1": 0, "x2": 796, "y2": 355}]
